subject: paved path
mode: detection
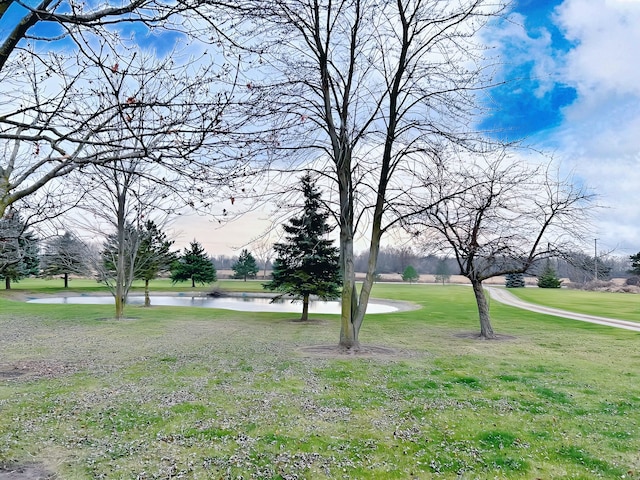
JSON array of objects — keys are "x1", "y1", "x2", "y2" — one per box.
[{"x1": 486, "y1": 287, "x2": 640, "y2": 333}]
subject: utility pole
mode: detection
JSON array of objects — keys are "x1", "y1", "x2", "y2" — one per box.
[{"x1": 594, "y1": 238, "x2": 598, "y2": 281}]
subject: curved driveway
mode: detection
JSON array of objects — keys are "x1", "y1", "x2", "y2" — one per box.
[{"x1": 486, "y1": 287, "x2": 640, "y2": 333}]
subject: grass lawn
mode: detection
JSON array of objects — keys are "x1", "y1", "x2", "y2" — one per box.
[
  {"x1": 507, "y1": 287, "x2": 640, "y2": 323},
  {"x1": 1, "y1": 281, "x2": 639, "y2": 479}
]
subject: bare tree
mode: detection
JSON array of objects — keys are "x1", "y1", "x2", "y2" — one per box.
[
  {"x1": 65, "y1": 44, "x2": 243, "y2": 319},
  {"x1": 221, "y1": 0, "x2": 507, "y2": 348},
  {"x1": 410, "y1": 152, "x2": 593, "y2": 339},
  {"x1": 252, "y1": 239, "x2": 274, "y2": 279},
  {"x1": 0, "y1": 0, "x2": 235, "y2": 218}
]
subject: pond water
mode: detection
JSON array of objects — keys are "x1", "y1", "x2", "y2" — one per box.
[{"x1": 26, "y1": 295, "x2": 398, "y2": 314}]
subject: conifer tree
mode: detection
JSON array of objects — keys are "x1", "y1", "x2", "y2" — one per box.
[
  {"x1": 41, "y1": 232, "x2": 90, "y2": 288},
  {"x1": 232, "y1": 249, "x2": 259, "y2": 281},
  {"x1": 402, "y1": 265, "x2": 419, "y2": 283},
  {"x1": 171, "y1": 240, "x2": 216, "y2": 288},
  {"x1": 505, "y1": 273, "x2": 525, "y2": 288},
  {"x1": 135, "y1": 221, "x2": 178, "y2": 306},
  {"x1": 537, "y1": 260, "x2": 562, "y2": 288},
  {"x1": 264, "y1": 174, "x2": 341, "y2": 321},
  {"x1": 0, "y1": 211, "x2": 39, "y2": 289}
]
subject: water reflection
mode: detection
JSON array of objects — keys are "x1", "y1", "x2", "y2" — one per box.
[{"x1": 27, "y1": 295, "x2": 397, "y2": 314}]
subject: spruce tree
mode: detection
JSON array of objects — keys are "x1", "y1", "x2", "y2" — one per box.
[
  {"x1": 0, "y1": 211, "x2": 39, "y2": 289},
  {"x1": 232, "y1": 249, "x2": 259, "y2": 281},
  {"x1": 264, "y1": 174, "x2": 341, "y2": 321},
  {"x1": 505, "y1": 273, "x2": 525, "y2": 288},
  {"x1": 402, "y1": 265, "x2": 419, "y2": 283},
  {"x1": 537, "y1": 260, "x2": 562, "y2": 288},
  {"x1": 171, "y1": 240, "x2": 216, "y2": 287},
  {"x1": 135, "y1": 221, "x2": 178, "y2": 305},
  {"x1": 41, "y1": 232, "x2": 90, "y2": 287}
]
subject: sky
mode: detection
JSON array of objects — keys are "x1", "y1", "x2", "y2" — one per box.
[
  {"x1": 3, "y1": 0, "x2": 640, "y2": 258},
  {"x1": 198, "y1": 0, "x2": 640, "y2": 257},
  {"x1": 480, "y1": 0, "x2": 640, "y2": 256}
]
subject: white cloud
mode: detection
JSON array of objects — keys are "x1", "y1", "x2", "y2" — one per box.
[{"x1": 549, "y1": 0, "x2": 640, "y2": 254}]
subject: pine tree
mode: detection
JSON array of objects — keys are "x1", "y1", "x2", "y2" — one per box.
[
  {"x1": 505, "y1": 273, "x2": 525, "y2": 288},
  {"x1": 629, "y1": 252, "x2": 640, "y2": 276},
  {"x1": 402, "y1": 265, "x2": 419, "y2": 283},
  {"x1": 232, "y1": 249, "x2": 259, "y2": 281},
  {"x1": 434, "y1": 258, "x2": 451, "y2": 285},
  {"x1": 171, "y1": 240, "x2": 216, "y2": 287},
  {"x1": 100, "y1": 222, "x2": 140, "y2": 298},
  {"x1": 135, "y1": 220, "x2": 178, "y2": 306},
  {"x1": 0, "y1": 211, "x2": 39, "y2": 289},
  {"x1": 264, "y1": 174, "x2": 341, "y2": 321},
  {"x1": 537, "y1": 260, "x2": 562, "y2": 288},
  {"x1": 41, "y1": 232, "x2": 90, "y2": 288}
]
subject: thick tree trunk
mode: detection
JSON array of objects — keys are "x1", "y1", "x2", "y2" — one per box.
[
  {"x1": 63, "y1": 273, "x2": 68, "y2": 288},
  {"x1": 144, "y1": 279, "x2": 150, "y2": 307},
  {"x1": 301, "y1": 293, "x2": 309, "y2": 322},
  {"x1": 5, "y1": 277, "x2": 10, "y2": 290},
  {"x1": 339, "y1": 233, "x2": 360, "y2": 349},
  {"x1": 471, "y1": 278, "x2": 495, "y2": 339}
]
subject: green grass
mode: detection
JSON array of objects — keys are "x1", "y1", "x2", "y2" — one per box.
[
  {"x1": 1, "y1": 283, "x2": 639, "y2": 479},
  {"x1": 508, "y1": 287, "x2": 640, "y2": 322}
]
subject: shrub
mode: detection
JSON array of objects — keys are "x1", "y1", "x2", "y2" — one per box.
[{"x1": 625, "y1": 276, "x2": 640, "y2": 286}]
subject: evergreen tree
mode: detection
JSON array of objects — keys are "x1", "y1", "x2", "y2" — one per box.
[
  {"x1": 264, "y1": 174, "x2": 341, "y2": 321},
  {"x1": 537, "y1": 260, "x2": 562, "y2": 288},
  {"x1": 0, "y1": 211, "x2": 39, "y2": 289},
  {"x1": 41, "y1": 232, "x2": 90, "y2": 288},
  {"x1": 402, "y1": 265, "x2": 419, "y2": 283},
  {"x1": 434, "y1": 258, "x2": 451, "y2": 285},
  {"x1": 232, "y1": 249, "x2": 259, "y2": 281},
  {"x1": 505, "y1": 273, "x2": 525, "y2": 288},
  {"x1": 171, "y1": 240, "x2": 216, "y2": 287},
  {"x1": 135, "y1": 221, "x2": 178, "y2": 306},
  {"x1": 629, "y1": 252, "x2": 640, "y2": 276},
  {"x1": 100, "y1": 222, "x2": 140, "y2": 301}
]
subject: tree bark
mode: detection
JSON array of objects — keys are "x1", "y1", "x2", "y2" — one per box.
[
  {"x1": 144, "y1": 279, "x2": 150, "y2": 307},
  {"x1": 471, "y1": 278, "x2": 495, "y2": 339},
  {"x1": 63, "y1": 272, "x2": 68, "y2": 288},
  {"x1": 191, "y1": 276, "x2": 195, "y2": 288},
  {"x1": 115, "y1": 192, "x2": 126, "y2": 321},
  {"x1": 301, "y1": 293, "x2": 309, "y2": 322},
  {"x1": 5, "y1": 276, "x2": 10, "y2": 290}
]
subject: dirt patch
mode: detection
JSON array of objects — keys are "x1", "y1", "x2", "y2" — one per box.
[
  {"x1": 0, "y1": 464, "x2": 54, "y2": 480},
  {"x1": 298, "y1": 344, "x2": 407, "y2": 358},
  {"x1": 0, "y1": 361, "x2": 77, "y2": 380},
  {"x1": 453, "y1": 332, "x2": 516, "y2": 341}
]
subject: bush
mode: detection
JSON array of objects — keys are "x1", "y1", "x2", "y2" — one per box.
[{"x1": 626, "y1": 276, "x2": 640, "y2": 286}]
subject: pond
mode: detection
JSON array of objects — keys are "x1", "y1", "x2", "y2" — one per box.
[{"x1": 26, "y1": 295, "x2": 398, "y2": 314}]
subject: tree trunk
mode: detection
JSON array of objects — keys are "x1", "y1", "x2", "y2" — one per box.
[
  {"x1": 144, "y1": 279, "x2": 150, "y2": 307},
  {"x1": 191, "y1": 276, "x2": 195, "y2": 288},
  {"x1": 114, "y1": 189, "x2": 127, "y2": 321},
  {"x1": 64, "y1": 272, "x2": 68, "y2": 288},
  {"x1": 5, "y1": 277, "x2": 10, "y2": 290},
  {"x1": 339, "y1": 232, "x2": 360, "y2": 349},
  {"x1": 471, "y1": 277, "x2": 495, "y2": 339},
  {"x1": 300, "y1": 293, "x2": 309, "y2": 322}
]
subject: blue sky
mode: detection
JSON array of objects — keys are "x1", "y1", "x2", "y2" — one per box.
[
  {"x1": 3, "y1": 0, "x2": 639, "y2": 257},
  {"x1": 480, "y1": 0, "x2": 640, "y2": 255}
]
